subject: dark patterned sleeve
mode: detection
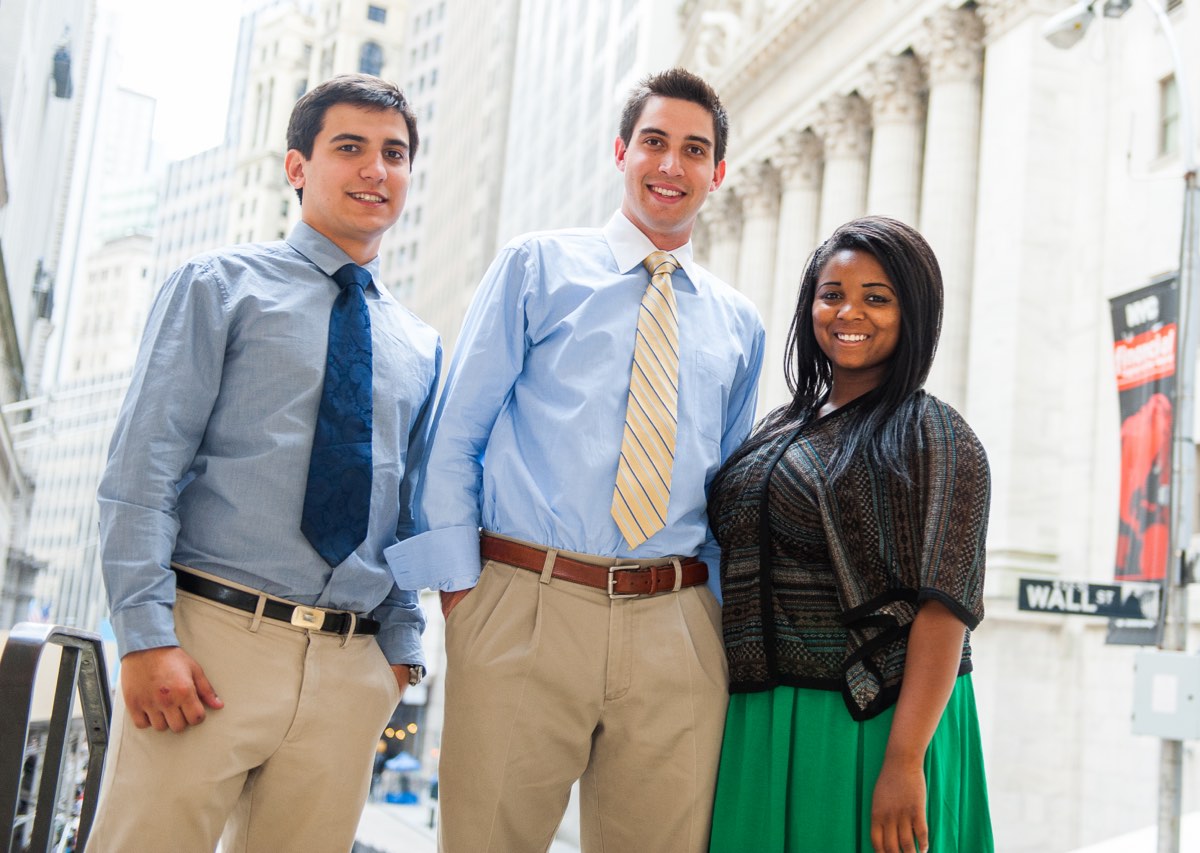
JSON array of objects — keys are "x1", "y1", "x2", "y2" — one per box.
[{"x1": 915, "y1": 400, "x2": 990, "y2": 628}]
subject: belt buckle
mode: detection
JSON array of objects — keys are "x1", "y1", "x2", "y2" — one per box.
[
  {"x1": 290, "y1": 605, "x2": 327, "y2": 631},
  {"x1": 608, "y1": 564, "x2": 643, "y2": 600}
]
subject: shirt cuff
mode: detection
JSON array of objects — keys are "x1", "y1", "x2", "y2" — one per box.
[
  {"x1": 111, "y1": 601, "x2": 179, "y2": 659},
  {"x1": 375, "y1": 620, "x2": 426, "y2": 667},
  {"x1": 385, "y1": 525, "x2": 482, "y2": 592}
]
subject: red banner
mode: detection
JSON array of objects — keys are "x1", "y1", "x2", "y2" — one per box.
[{"x1": 1110, "y1": 277, "x2": 1177, "y2": 583}]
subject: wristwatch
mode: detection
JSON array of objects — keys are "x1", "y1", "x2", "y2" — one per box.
[{"x1": 403, "y1": 663, "x2": 425, "y2": 686}]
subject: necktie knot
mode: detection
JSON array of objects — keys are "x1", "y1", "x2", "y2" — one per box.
[
  {"x1": 333, "y1": 263, "x2": 372, "y2": 291},
  {"x1": 643, "y1": 251, "x2": 678, "y2": 278}
]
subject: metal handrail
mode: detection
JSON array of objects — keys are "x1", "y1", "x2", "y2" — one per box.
[{"x1": 0, "y1": 623, "x2": 112, "y2": 853}]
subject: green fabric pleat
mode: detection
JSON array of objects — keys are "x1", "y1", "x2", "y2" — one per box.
[{"x1": 709, "y1": 675, "x2": 993, "y2": 853}]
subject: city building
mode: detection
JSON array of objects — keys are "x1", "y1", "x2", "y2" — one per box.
[
  {"x1": 0, "y1": 0, "x2": 96, "y2": 626},
  {"x1": 399, "y1": 1, "x2": 1200, "y2": 848},
  {"x1": 407, "y1": 0, "x2": 518, "y2": 349},
  {"x1": 152, "y1": 144, "x2": 237, "y2": 289},
  {"x1": 385, "y1": 0, "x2": 449, "y2": 312},
  {"x1": 0, "y1": 0, "x2": 97, "y2": 375},
  {"x1": 671, "y1": 0, "x2": 1199, "y2": 849}
]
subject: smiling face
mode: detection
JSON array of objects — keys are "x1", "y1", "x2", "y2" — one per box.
[
  {"x1": 284, "y1": 103, "x2": 411, "y2": 264},
  {"x1": 615, "y1": 95, "x2": 726, "y2": 251},
  {"x1": 812, "y1": 248, "x2": 902, "y2": 401}
]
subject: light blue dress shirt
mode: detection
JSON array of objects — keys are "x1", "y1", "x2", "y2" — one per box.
[
  {"x1": 98, "y1": 222, "x2": 441, "y2": 665},
  {"x1": 386, "y1": 211, "x2": 765, "y2": 599}
]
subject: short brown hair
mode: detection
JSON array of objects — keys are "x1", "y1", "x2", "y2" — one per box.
[
  {"x1": 618, "y1": 68, "x2": 729, "y2": 163},
  {"x1": 287, "y1": 73, "x2": 419, "y2": 164}
]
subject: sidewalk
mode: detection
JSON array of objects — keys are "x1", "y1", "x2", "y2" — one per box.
[
  {"x1": 354, "y1": 801, "x2": 437, "y2": 853},
  {"x1": 355, "y1": 802, "x2": 581, "y2": 853}
]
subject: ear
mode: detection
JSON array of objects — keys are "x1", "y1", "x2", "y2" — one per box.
[
  {"x1": 284, "y1": 149, "x2": 306, "y2": 190},
  {"x1": 709, "y1": 159, "x2": 726, "y2": 192},
  {"x1": 614, "y1": 136, "x2": 628, "y2": 173}
]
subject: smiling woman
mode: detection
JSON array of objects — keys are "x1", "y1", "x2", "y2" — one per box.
[{"x1": 707, "y1": 217, "x2": 994, "y2": 853}]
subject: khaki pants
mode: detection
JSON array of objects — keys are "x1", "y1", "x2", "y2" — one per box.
[
  {"x1": 88, "y1": 588, "x2": 400, "y2": 853},
  {"x1": 437, "y1": 551, "x2": 729, "y2": 853}
]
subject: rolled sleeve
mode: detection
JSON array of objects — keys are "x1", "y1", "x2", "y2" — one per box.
[{"x1": 371, "y1": 584, "x2": 428, "y2": 665}]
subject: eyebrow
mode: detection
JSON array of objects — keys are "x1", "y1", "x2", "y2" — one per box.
[
  {"x1": 328, "y1": 132, "x2": 410, "y2": 150},
  {"x1": 637, "y1": 125, "x2": 713, "y2": 148}
]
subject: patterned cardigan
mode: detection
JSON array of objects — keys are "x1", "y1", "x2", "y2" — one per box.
[{"x1": 710, "y1": 393, "x2": 990, "y2": 721}]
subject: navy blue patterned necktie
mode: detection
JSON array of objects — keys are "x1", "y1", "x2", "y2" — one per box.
[{"x1": 302, "y1": 263, "x2": 373, "y2": 567}]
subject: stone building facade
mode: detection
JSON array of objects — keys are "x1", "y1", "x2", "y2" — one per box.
[{"x1": 676, "y1": 1, "x2": 1199, "y2": 849}]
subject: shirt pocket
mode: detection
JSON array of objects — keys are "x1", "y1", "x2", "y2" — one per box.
[{"x1": 689, "y1": 349, "x2": 734, "y2": 445}]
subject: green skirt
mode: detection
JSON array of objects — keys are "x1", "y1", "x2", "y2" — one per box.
[{"x1": 709, "y1": 675, "x2": 993, "y2": 853}]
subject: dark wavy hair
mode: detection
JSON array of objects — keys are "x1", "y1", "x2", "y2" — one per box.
[{"x1": 718, "y1": 215, "x2": 944, "y2": 486}]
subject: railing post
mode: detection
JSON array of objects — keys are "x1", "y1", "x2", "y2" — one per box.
[{"x1": 0, "y1": 624, "x2": 112, "y2": 853}]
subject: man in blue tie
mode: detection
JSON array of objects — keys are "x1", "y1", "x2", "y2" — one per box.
[
  {"x1": 88, "y1": 74, "x2": 440, "y2": 852},
  {"x1": 388, "y1": 68, "x2": 765, "y2": 852}
]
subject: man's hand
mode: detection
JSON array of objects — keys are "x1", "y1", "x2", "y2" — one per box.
[
  {"x1": 440, "y1": 587, "x2": 473, "y2": 620},
  {"x1": 120, "y1": 646, "x2": 223, "y2": 733},
  {"x1": 391, "y1": 664, "x2": 411, "y2": 699}
]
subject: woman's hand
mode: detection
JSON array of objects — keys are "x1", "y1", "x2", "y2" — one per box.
[
  {"x1": 871, "y1": 754, "x2": 928, "y2": 853},
  {"x1": 871, "y1": 599, "x2": 966, "y2": 853}
]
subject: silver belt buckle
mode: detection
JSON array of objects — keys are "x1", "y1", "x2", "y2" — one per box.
[
  {"x1": 608, "y1": 564, "x2": 642, "y2": 600},
  {"x1": 290, "y1": 605, "x2": 327, "y2": 631}
]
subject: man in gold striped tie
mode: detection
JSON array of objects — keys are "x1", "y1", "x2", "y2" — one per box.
[{"x1": 388, "y1": 68, "x2": 766, "y2": 853}]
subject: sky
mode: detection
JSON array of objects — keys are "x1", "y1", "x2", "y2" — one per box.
[{"x1": 100, "y1": 0, "x2": 248, "y2": 161}]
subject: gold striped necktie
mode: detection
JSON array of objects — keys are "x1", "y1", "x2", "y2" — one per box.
[{"x1": 612, "y1": 251, "x2": 680, "y2": 549}]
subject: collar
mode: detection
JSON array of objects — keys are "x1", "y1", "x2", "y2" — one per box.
[
  {"x1": 602, "y1": 211, "x2": 701, "y2": 293},
  {"x1": 286, "y1": 221, "x2": 384, "y2": 293}
]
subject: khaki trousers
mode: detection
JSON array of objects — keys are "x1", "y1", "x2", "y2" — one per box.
[
  {"x1": 88, "y1": 586, "x2": 400, "y2": 853},
  {"x1": 437, "y1": 548, "x2": 729, "y2": 853}
]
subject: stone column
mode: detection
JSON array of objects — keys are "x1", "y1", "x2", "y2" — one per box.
[
  {"x1": 917, "y1": 6, "x2": 985, "y2": 409},
  {"x1": 862, "y1": 52, "x2": 926, "y2": 225},
  {"x1": 734, "y1": 160, "x2": 781, "y2": 316},
  {"x1": 814, "y1": 93, "x2": 872, "y2": 240},
  {"x1": 701, "y1": 189, "x2": 743, "y2": 286},
  {"x1": 765, "y1": 128, "x2": 823, "y2": 409}
]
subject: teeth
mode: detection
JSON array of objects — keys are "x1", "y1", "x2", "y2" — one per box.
[
  {"x1": 350, "y1": 192, "x2": 384, "y2": 202},
  {"x1": 837, "y1": 333, "x2": 867, "y2": 342},
  {"x1": 651, "y1": 187, "x2": 682, "y2": 198}
]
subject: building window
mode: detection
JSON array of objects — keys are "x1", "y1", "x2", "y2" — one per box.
[
  {"x1": 1160, "y1": 74, "x2": 1179, "y2": 157},
  {"x1": 360, "y1": 41, "x2": 384, "y2": 76},
  {"x1": 367, "y1": 5, "x2": 387, "y2": 23}
]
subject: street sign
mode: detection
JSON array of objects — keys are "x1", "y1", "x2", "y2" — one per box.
[{"x1": 1017, "y1": 577, "x2": 1159, "y2": 619}]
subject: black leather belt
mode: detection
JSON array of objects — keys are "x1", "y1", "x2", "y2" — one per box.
[{"x1": 172, "y1": 568, "x2": 380, "y2": 636}]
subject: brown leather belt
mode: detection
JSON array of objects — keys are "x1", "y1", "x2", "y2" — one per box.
[{"x1": 480, "y1": 534, "x2": 707, "y2": 599}]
